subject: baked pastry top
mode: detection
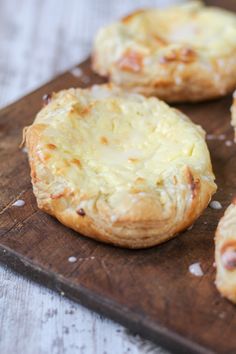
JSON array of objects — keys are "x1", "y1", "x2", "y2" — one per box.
[
  {"x1": 92, "y1": 1, "x2": 236, "y2": 102},
  {"x1": 25, "y1": 84, "x2": 216, "y2": 248},
  {"x1": 215, "y1": 200, "x2": 236, "y2": 303}
]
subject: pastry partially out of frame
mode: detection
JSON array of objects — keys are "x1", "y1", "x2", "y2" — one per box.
[
  {"x1": 215, "y1": 200, "x2": 236, "y2": 303},
  {"x1": 93, "y1": 1, "x2": 236, "y2": 102}
]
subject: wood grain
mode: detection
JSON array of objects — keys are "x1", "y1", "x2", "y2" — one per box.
[{"x1": 1, "y1": 56, "x2": 236, "y2": 353}]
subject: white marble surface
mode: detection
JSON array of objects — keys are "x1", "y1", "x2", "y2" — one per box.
[{"x1": 0, "y1": 1, "x2": 182, "y2": 353}]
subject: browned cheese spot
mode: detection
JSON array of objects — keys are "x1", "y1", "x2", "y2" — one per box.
[
  {"x1": 47, "y1": 143, "x2": 57, "y2": 150},
  {"x1": 128, "y1": 157, "x2": 139, "y2": 163},
  {"x1": 118, "y1": 50, "x2": 143, "y2": 73},
  {"x1": 160, "y1": 47, "x2": 196, "y2": 64},
  {"x1": 154, "y1": 77, "x2": 172, "y2": 88},
  {"x1": 51, "y1": 192, "x2": 64, "y2": 200},
  {"x1": 71, "y1": 103, "x2": 91, "y2": 117},
  {"x1": 100, "y1": 136, "x2": 108, "y2": 145},
  {"x1": 80, "y1": 106, "x2": 91, "y2": 116},
  {"x1": 71, "y1": 158, "x2": 82, "y2": 168},
  {"x1": 156, "y1": 180, "x2": 163, "y2": 187},
  {"x1": 130, "y1": 177, "x2": 146, "y2": 193},
  {"x1": 152, "y1": 34, "x2": 167, "y2": 46},
  {"x1": 43, "y1": 154, "x2": 51, "y2": 161},
  {"x1": 135, "y1": 177, "x2": 145, "y2": 184},
  {"x1": 180, "y1": 48, "x2": 196, "y2": 63}
]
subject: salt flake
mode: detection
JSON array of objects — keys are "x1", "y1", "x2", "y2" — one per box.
[
  {"x1": 189, "y1": 262, "x2": 204, "y2": 277},
  {"x1": 12, "y1": 199, "x2": 25, "y2": 207}
]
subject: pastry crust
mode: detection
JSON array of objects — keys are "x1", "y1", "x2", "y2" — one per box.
[
  {"x1": 231, "y1": 90, "x2": 236, "y2": 141},
  {"x1": 92, "y1": 1, "x2": 236, "y2": 102},
  {"x1": 25, "y1": 84, "x2": 216, "y2": 248},
  {"x1": 215, "y1": 200, "x2": 236, "y2": 303}
]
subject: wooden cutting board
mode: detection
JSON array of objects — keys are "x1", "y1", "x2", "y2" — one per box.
[{"x1": 1, "y1": 2, "x2": 236, "y2": 353}]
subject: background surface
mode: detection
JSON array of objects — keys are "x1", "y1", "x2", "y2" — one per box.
[{"x1": 0, "y1": 0, "x2": 181, "y2": 353}]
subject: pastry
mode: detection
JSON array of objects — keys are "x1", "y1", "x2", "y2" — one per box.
[
  {"x1": 215, "y1": 200, "x2": 236, "y2": 303},
  {"x1": 25, "y1": 84, "x2": 216, "y2": 248},
  {"x1": 92, "y1": 1, "x2": 236, "y2": 102}
]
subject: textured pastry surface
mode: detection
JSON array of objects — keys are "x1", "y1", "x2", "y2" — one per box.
[
  {"x1": 215, "y1": 200, "x2": 236, "y2": 303},
  {"x1": 92, "y1": 1, "x2": 236, "y2": 102},
  {"x1": 25, "y1": 84, "x2": 216, "y2": 248},
  {"x1": 231, "y1": 91, "x2": 236, "y2": 141}
]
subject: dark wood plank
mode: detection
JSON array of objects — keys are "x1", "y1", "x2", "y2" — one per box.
[
  {"x1": 205, "y1": 0, "x2": 236, "y2": 11},
  {"x1": 1, "y1": 2, "x2": 236, "y2": 351}
]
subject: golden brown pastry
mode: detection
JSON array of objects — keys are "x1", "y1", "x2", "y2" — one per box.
[
  {"x1": 231, "y1": 90, "x2": 236, "y2": 141},
  {"x1": 92, "y1": 1, "x2": 236, "y2": 102},
  {"x1": 215, "y1": 200, "x2": 236, "y2": 303},
  {"x1": 25, "y1": 84, "x2": 216, "y2": 248}
]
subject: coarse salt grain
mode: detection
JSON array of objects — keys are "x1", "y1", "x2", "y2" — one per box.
[
  {"x1": 70, "y1": 67, "x2": 83, "y2": 78},
  {"x1": 189, "y1": 262, "x2": 204, "y2": 277},
  {"x1": 78, "y1": 256, "x2": 95, "y2": 261},
  {"x1": 206, "y1": 134, "x2": 215, "y2": 140},
  {"x1": 12, "y1": 199, "x2": 25, "y2": 207},
  {"x1": 219, "y1": 134, "x2": 226, "y2": 140},
  {"x1": 209, "y1": 200, "x2": 222, "y2": 210},
  {"x1": 207, "y1": 134, "x2": 225, "y2": 141},
  {"x1": 219, "y1": 312, "x2": 226, "y2": 319},
  {"x1": 225, "y1": 140, "x2": 233, "y2": 147},
  {"x1": 68, "y1": 256, "x2": 77, "y2": 263},
  {"x1": 22, "y1": 146, "x2": 28, "y2": 154}
]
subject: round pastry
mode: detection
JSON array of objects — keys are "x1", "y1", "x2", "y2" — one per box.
[
  {"x1": 92, "y1": 1, "x2": 236, "y2": 102},
  {"x1": 231, "y1": 90, "x2": 236, "y2": 141},
  {"x1": 215, "y1": 200, "x2": 236, "y2": 303},
  {"x1": 25, "y1": 84, "x2": 216, "y2": 248}
]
